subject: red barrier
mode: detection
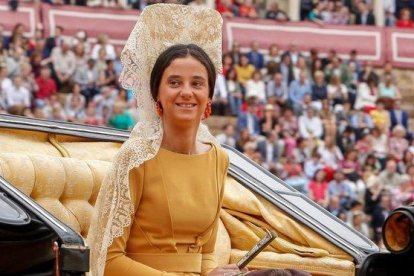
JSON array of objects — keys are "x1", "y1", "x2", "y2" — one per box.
[
  {"x1": 0, "y1": 2, "x2": 413, "y2": 68},
  {"x1": 0, "y1": 1, "x2": 40, "y2": 38},
  {"x1": 41, "y1": 3, "x2": 139, "y2": 46}
]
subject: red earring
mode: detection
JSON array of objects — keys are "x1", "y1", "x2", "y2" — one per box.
[
  {"x1": 203, "y1": 101, "x2": 212, "y2": 120},
  {"x1": 155, "y1": 100, "x2": 163, "y2": 117}
]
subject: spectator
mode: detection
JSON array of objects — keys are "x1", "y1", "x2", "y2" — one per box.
[
  {"x1": 328, "y1": 170, "x2": 356, "y2": 209},
  {"x1": 239, "y1": 0, "x2": 258, "y2": 18},
  {"x1": 391, "y1": 174, "x2": 414, "y2": 207},
  {"x1": 284, "y1": 43, "x2": 302, "y2": 68},
  {"x1": 264, "y1": 44, "x2": 280, "y2": 67},
  {"x1": 65, "y1": 83, "x2": 86, "y2": 111},
  {"x1": 379, "y1": 159, "x2": 402, "y2": 189},
  {"x1": 327, "y1": 195, "x2": 344, "y2": 217},
  {"x1": 93, "y1": 86, "x2": 116, "y2": 116},
  {"x1": 34, "y1": 66, "x2": 57, "y2": 107},
  {"x1": 355, "y1": 2, "x2": 375, "y2": 25},
  {"x1": 99, "y1": 60, "x2": 119, "y2": 88},
  {"x1": 107, "y1": 100, "x2": 135, "y2": 130},
  {"x1": 260, "y1": 103, "x2": 278, "y2": 136},
  {"x1": 359, "y1": 61, "x2": 379, "y2": 85},
  {"x1": 308, "y1": 169, "x2": 329, "y2": 207},
  {"x1": 320, "y1": 99, "x2": 337, "y2": 138},
  {"x1": 265, "y1": 2, "x2": 289, "y2": 22},
  {"x1": 289, "y1": 71, "x2": 311, "y2": 114},
  {"x1": 280, "y1": 107, "x2": 299, "y2": 136},
  {"x1": 384, "y1": 0, "x2": 396, "y2": 26},
  {"x1": 327, "y1": 75, "x2": 348, "y2": 107},
  {"x1": 73, "y1": 58, "x2": 100, "y2": 103},
  {"x1": 389, "y1": 99, "x2": 409, "y2": 133},
  {"x1": 349, "y1": 211, "x2": 370, "y2": 237},
  {"x1": 304, "y1": 150, "x2": 324, "y2": 179},
  {"x1": 334, "y1": 5, "x2": 351, "y2": 25},
  {"x1": 246, "y1": 41, "x2": 264, "y2": 69},
  {"x1": 307, "y1": 2, "x2": 324, "y2": 25},
  {"x1": 396, "y1": 8, "x2": 414, "y2": 28},
  {"x1": 293, "y1": 56, "x2": 309, "y2": 81},
  {"x1": 300, "y1": 0, "x2": 314, "y2": 20},
  {"x1": 318, "y1": 135, "x2": 344, "y2": 169},
  {"x1": 236, "y1": 128, "x2": 251, "y2": 153},
  {"x1": 225, "y1": 68, "x2": 242, "y2": 116},
  {"x1": 82, "y1": 103, "x2": 102, "y2": 126},
  {"x1": 379, "y1": 73, "x2": 401, "y2": 100},
  {"x1": 371, "y1": 127, "x2": 389, "y2": 169},
  {"x1": 298, "y1": 106, "x2": 323, "y2": 139},
  {"x1": 283, "y1": 155, "x2": 308, "y2": 192},
  {"x1": 4, "y1": 75, "x2": 31, "y2": 112},
  {"x1": 216, "y1": 0, "x2": 236, "y2": 17},
  {"x1": 20, "y1": 63, "x2": 38, "y2": 94},
  {"x1": 267, "y1": 72, "x2": 288, "y2": 106},
  {"x1": 216, "y1": 123, "x2": 236, "y2": 147},
  {"x1": 237, "y1": 100, "x2": 260, "y2": 136},
  {"x1": 0, "y1": 66, "x2": 12, "y2": 107},
  {"x1": 51, "y1": 38, "x2": 76, "y2": 91},
  {"x1": 257, "y1": 131, "x2": 283, "y2": 171},
  {"x1": 222, "y1": 53, "x2": 233, "y2": 77},
  {"x1": 354, "y1": 79, "x2": 378, "y2": 111},
  {"x1": 91, "y1": 33, "x2": 116, "y2": 60},
  {"x1": 340, "y1": 149, "x2": 361, "y2": 182},
  {"x1": 235, "y1": 54, "x2": 255, "y2": 90},
  {"x1": 212, "y1": 73, "x2": 228, "y2": 116},
  {"x1": 370, "y1": 99, "x2": 390, "y2": 132},
  {"x1": 246, "y1": 70, "x2": 266, "y2": 103},
  {"x1": 389, "y1": 125, "x2": 409, "y2": 162},
  {"x1": 279, "y1": 54, "x2": 295, "y2": 88},
  {"x1": 311, "y1": 70, "x2": 328, "y2": 108},
  {"x1": 229, "y1": 40, "x2": 241, "y2": 66},
  {"x1": 398, "y1": 150, "x2": 414, "y2": 175},
  {"x1": 44, "y1": 26, "x2": 64, "y2": 58},
  {"x1": 65, "y1": 93, "x2": 85, "y2": 122}
]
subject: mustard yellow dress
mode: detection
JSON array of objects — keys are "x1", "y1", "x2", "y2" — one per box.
[{"x1": 105, "y1": 143, "x2": 229, "y2": 276}]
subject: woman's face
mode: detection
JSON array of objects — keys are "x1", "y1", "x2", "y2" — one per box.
[{"x1": 158, "y1": 56, "x2": 209, "y2": 124}]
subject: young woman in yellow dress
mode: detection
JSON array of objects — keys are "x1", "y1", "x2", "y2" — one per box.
[{"x1": 87, "y1": 4, "x2": 247, "y2": 276}]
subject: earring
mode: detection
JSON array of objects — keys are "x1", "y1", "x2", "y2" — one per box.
[
  {"x1": 155, "y1": 100, "x2": 163, "y2": 117},
  {"x1": 203, "y1": 101, "x2": 212, "y2": 120}
]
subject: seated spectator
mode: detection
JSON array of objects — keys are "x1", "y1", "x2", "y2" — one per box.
[
  {"x1": 65, "y1": 83, "x2": 86, "y2": 112},
  {"x1": 257, "y1": 131, "x2": 283, "y2": 171},
  {"x1": 236, "y1": 128, "x2": 251, "y2": 153},
  {"x1": 222, "y1": 53, "x2": 234, "y2": 77},
  {"x1": 304, "y1": 150, "x2": 324, "y2": 180},
  {"x1": 34, "y1": 66, "x2": 57, "y2": 107},
  {"x1": 237, "y1": 100, "x2": 260, "y2": 136},
  {"x1": 398, "y1": 150, "x2": 414, "y2": 175},
  {"x1": 235, "y1": 54, "x2": 255, "y2": 90},
  {"x1": 289, "y1": 71, "x2": 312, "y2": 114},
  {"x1": 91, "y1": 33, "x2": 116, "y2": 61},
  {"x1": 216, "y1": 123, "x2": 236, "y2": 148},
  {"x1": 107, "y1": 101, "x2": 135, "y2": 130},
  {"x1": 391, "y1": 174, "x2": 414, "y2": 207},
  {"x1": 379, "y1": 159, "x2": 402, "y2": 189},
  {"x1": 43, "y1": 25, "x2": 64, "y2": 59},
  {"x1": 337, "y1": 125, "x2": 356, "y2": 154},
  {"x1": 279, "y1": 53, "x2": 295, "y2": 87},
  {"x1": 50, "y1": 104, "x2": 67, "y2": 122},
  {"x1": 65, "y1": 94, "x2": 85, "y2": 122},
  {"x1": 396, "y1": 8, "x2": 414, "y2": 28},
  {"x1": 4, "y1": 76, "x2": 31, "y2": 113},
  {"x1": 321, "y1": 0, "x2": 335, "y2": 24},
  {"x1": 216, "y1": 0, "x2": 236, "y2": 17},
  {"x1": 359, "y1": 61, "x2": 379, "y2": 85},
  {"x1": 327, "y1": 75, "x2": 348, "y2": 107},
  {"x1": 280, "y1": 107, "x2": 298, "y2": 136},
  {"x1": 246, "y1": 70, "x2": 266, "y2": 103},
  {"x1": 93, "y1": 86, "x2": 116, "y2": 116},
  {"x1": 355, "y1": 131, "x2": 374, "y2": 162},
  {"x1": 371, "y1": 194, "x2": 392, "y2": 247},
  {"x1": 298, "y1": 106, "x2": 323, "y2": 139},
  {"x1": 247, "y1": 41, "x2": 264, "y2": 69},
  {"x1": 311, "y1": 70, "x2": 328, "y2": 108},
  {"x1": 318, "y1": 135, "x2": 344, "y2": 170},
  {"x1": 293, "y1": 56, "x2": 309, "y2": 81},
  {"x1": 225, "y1": 68, "x2": 242, "y2": 116},
  {"x1": 334, "y1": 5, "x2": 350, "y2": 25},
  {"x1": 308, "y1": 169, "x2": 329, "y2": 208},
  {"x1": 260, "y1": 104, "x2": 278, "y2": 136},
  {"x1": 370, "y1": 100, "x2": 390, "y2": 132},
  {"x1": 349, "y1": 211, "x2": 370, "y2": 238},
  {"x1": 293, "y1": 137, "x2": 312, "y2": 165},
  {"x1": 307, "y1": 2, "x2": 325, "y2": 25},
  {"x1": 82, "y1": 103, "x2": 103, "y2": 126},
  {"x1": 264, "y1": 44, "x2": 280, "y2": 66},
  {"x1": 340, "y1": 149, "x2": 361, "y2": 183},
  {"x1": 355, "y1": 2, "x2": 375, "y2": 25},
  {"x1": 265, "y1": 2, "x2": 289, "y2": 21},
  {"x1": 20, "y1": 62, "x2": 38, "y2": 94},
  {"x1": 389, "y1": 125, "x2": 409, "y2": 162},
  {"x1": 328, "y1": 170, "x2": 356, "y2": 209},
  {"x1": 99, "y1": 60, "x2": 119, "y2": 89},
  {"x1": 354, "y1": 79, "x2": 378, "y2": 111},
  {"x1": 266, "y1": 72, "x2": 288, "y2": 106},
  {"x1": 212, "y1": 73, "x2": 228, "y2": 116},
  {"x1": 239, "y1": 0, "x2": 258, "y2": 18},
  {"x1": 73, "y1": 58, "x2": 100, "y2": 103},
  {"x1": 368, "y1": 128, "x2": 387, "y2": 166},
  {"x1": 51, "y1": 38, "x2": 76, "y2": 91},
  {"x1": 378, "y1": 74, "x2": 401, "y2": 110},
  {"x1": 283, "y1": 155, "x2": 308, "y2": 192},
  {"x1": 319, "y1": 99, "x2": 337, "y2": 138},
  {"x1": 389, "y1": 99, "x2": 409, "y2": 133}
]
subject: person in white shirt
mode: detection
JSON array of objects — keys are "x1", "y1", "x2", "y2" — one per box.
[
  {"x1": 51, "y1": 39, "x2": 76, "y2": 88},
  {"x1": 5, "y1": 76, "x2": 31, "y2": 110},
  {"x1": 212, "y1": 73, "x2": 228, "y2": 115},
  {"x1": 0, "y1": 66, "x2": 12, "y2": 109},
  {"x1": 317, "y1": 136, "x2": 344, "y2": 170},
  {"x1": 91, "y1": 34, "x2": 116, "y2": 61},
  {"x1": 298, "y1": 107, "x2": 323, "y2": 139},
  {"x1": 246, "y1": 70, "x2": 266, "y2": 103},
  {"x1": 215, "y1": 123, "x2": 236, "y2": 148}
]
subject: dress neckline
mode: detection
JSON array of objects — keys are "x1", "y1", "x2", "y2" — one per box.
[{"x1": 159, "y1": 142, "x2": 215, "y2": 157}]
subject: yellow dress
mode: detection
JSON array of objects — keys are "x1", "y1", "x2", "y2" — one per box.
[{"x1": 105, "y1": 143, "x2": 229, "y2": 276}]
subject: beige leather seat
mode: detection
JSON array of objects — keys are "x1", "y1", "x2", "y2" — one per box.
[{"x1": 0, "y1": 128, "x2": 356, "y2": 275}]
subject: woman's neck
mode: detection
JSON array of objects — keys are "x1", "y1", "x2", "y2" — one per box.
[{"x1": 162, "y1": 123, "x2": 199, "y2": 154}]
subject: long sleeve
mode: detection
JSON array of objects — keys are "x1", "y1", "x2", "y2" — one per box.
[{"x1": 104, "y1": 167, "x2": 175, "y2": 276}]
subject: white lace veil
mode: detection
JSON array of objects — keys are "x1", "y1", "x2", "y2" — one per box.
[{"x1": 87, "y1": 4, "x2": 223, "y2": 276}]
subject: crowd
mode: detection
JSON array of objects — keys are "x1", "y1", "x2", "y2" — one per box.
[
  {"x1": 20, "y1": 0, "x2": 414, "y2": 28},
  {"x1": 1, "y1": 1, "x2": 414, "y2": 249},
  {"x1": 213, "y1": 40, "x2": 413, "y2": 249}
]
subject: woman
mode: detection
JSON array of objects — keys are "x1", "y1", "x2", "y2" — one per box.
[
  {"x1": 246, "y1": 70, "x2": 266, "y2": 104},
  {"x1": 389, "y1": 125, "x2": 409, "y2": 162},
  {"x1": 88, "y1": 5, "x2": 245, "y2": 276},
  {"x1": 225, "y1": 68, "x2": 242, "y2": 116},
  {"x1": 308, "y1": 169, "x2": 329, "y2": 208},
  {"x1": 327, "y1": 75, "x2": 348, "y2": 107}
]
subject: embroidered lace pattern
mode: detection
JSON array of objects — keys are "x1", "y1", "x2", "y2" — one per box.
[{"x1": 87, "y1": 4, "x2": 223, "y2": 276}]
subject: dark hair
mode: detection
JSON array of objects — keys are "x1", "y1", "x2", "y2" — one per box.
[{"x1": 150, "y1": 44, "x2": 216, "y2": 101}]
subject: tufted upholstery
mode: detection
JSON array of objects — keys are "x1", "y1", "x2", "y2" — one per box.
[
  {"x1": 0, "y1": 153, "x2": 110, "y2": 237},
  {"x1": 0, "y1": 127, "x2": 355, "y2": 275}
]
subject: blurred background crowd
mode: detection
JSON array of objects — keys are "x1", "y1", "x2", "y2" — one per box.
[{"x1": 1, "y1": 0, "x2": 414, "y2": 250}]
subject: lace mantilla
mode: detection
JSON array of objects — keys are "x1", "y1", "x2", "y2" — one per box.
[{"x1": 87, "y1": 4, "x2": 223, "y2": 276}]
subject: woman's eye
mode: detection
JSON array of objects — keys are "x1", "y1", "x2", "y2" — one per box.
[
  {"x1": 193, "y1": 82, "x2": 203, "y2": 88},
  {"x1": 169, "y1": 80, "x2": 180, "y2": 87}
]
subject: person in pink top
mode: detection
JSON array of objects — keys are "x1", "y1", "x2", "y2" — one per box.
[{"x1": 308, "y1": 169, "x2": 329, "y2": 208}]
